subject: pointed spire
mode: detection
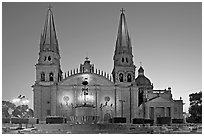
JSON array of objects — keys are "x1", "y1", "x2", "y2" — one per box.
[
  {"x1": 40, "y1": 6, "x2": 59, "y2": 54},
  {"x1": 115, "y1": 8, "x2": 132, "y2": 54}
]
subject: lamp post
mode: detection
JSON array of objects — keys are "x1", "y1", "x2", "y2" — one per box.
[{"x1": 11, "y1": 95, "x2": 30, "y2": 128}]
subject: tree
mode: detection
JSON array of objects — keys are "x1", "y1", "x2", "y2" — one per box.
[
  {"x1": 2, "y1": 101, "x2": 16, "y2": 118},
  {"x1": 2, "y1": 100, "x2": 34, "y2": 118},
  {"x1": 12, "y1": 105, "x2": 34, "y2": 118},
  {"x1": 187, "y1": 91, "x2": 202, "y2": 123}
]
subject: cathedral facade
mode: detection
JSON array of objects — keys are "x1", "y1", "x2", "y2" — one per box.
[{"x1": 32, "y1": 8, "x2": 183, "y2": 124}]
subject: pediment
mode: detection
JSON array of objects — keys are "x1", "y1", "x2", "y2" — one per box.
[{"x1": 147, "y1": 96, "x2": 172, "y2": 103}]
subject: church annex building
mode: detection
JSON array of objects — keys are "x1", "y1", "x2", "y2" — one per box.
[{"x1": 32, "y1": 7, "x2": 183, "y2": 124}]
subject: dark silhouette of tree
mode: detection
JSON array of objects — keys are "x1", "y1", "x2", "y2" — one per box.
[
  {"x1": 187, "y1": 91, "x2": 202, "y2": 123},
  {"x1": 2, "y1": 101, "x2": 16, "y2": 118},
  {"x1": 12, "y1": 105, "x2": 34, "y2": 118}
]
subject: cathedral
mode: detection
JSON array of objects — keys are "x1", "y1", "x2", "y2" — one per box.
[{"x1": 32, "y1": 7, "x2": 183, "y2": 124}]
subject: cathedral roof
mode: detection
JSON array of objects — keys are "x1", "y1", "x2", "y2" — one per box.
[
  {"x1": 40, "y1": 7, "x2": 59, "y2": 54},
  {"x1": 135, "y1": 75, "x2": 151, "y2": 86},
  {"x1": 115, "y1": 9, "x2": 132, "y2": 54}
]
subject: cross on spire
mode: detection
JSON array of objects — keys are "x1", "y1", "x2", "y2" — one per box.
[
  {"x1": 120, "y1": 8, "x2": 125, "y2": 13},
  {"x1": 85, "y1": 56, "x2": 89, "y2": 60},
  {"x1": 140, "y1": 62, "x2": 142, "y2": 67},
  {"x1": 48, "y1": 4, "x2": 52, "y2": 10}
]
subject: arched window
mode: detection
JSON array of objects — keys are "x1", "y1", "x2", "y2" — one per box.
[
  {"x1": 119, "y1": 73, "x2": 123, "y2": 82},
  {"x1": 126, "y1": 58, "x2": 128, "y2": 63},
  {"x1": 48, "y1": 56, "x2": 51, "y2": 61},
  {"x1": 127, "y1": 73, "x2": 132, "y2": 82},
  {"x1": 49, "y1": 72, "x2": 54, "y2": 81},
  {"x1": 41, "y1": 72, "x2": 45, "y2": 81},
  {"x1": 122, "y1": 58, "x2": 124, "y2": 63}
]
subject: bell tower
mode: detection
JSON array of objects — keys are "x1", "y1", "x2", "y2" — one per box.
[
  {"x1": 33, "y1": 7, "x2": 62, "y2": 121},
  {"x1": 112, "y1": 9, "x2": 136, "y2": 83},
  {"x1": 36, "y1": 7, "x2": 62, "y2": 84}
]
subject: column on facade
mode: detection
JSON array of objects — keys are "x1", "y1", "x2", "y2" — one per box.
[
  {"x1": 145, "y1": 104, "x2": 149, "y2": 119},
  {"x1": 164, "y1": 106, "x2": 167, "y2": 117},
  {"x1": 50, "y1": 87, "x2": 57, "y2": 116},
  {"x1": 153, "y1": 107, "x2": 156, "y2": 124}
]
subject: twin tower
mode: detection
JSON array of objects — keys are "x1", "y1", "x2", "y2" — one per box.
[{"x1": 35, "y1": 7, "x2": 136, "y2": 85}]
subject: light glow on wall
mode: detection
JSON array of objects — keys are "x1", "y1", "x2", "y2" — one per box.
[
  {"x1": 81, "y1": 74, "x2": 92, "y2": 83},
  {"x1": 78, "y1": 93, "x2": 94, "y2": 104}
]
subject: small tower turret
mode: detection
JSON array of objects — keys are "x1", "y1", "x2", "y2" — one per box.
[{"x1": 80, "y1": 57, "x2": 94, "y2": 73}]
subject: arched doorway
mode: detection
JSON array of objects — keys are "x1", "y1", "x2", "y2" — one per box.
[{"x1": 104, "y1": 113, "x2": 111, "y2": 122}]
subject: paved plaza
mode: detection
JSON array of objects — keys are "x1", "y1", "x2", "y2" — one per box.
[{"x1": 2, "y1": 123, "x2": 202, "y2": 134}]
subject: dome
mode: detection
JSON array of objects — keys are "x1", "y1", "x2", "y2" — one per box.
[
  {"x1": 138, "y1": 66, "x2": 144, "y2": 74},
  {"x1": 135, "y1": 75, "x2": 151, "y2": 86}
]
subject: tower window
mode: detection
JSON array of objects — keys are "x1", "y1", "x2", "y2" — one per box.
[
  {"x1": 49, "y1": 72, "x2": 54, "y2": 81},
  {"x1": 119, "y1": 73, "x2": 123, "y2": 82},
  {"x1": 127, "y1": 73, "x2": 132, "y2": 82},
  {"x1": 48, "y1": 56, "x2": 51, "y2": 61},
  {"x1": 41, "y1": 72, "x2": 45, "y2": 81},
  {"x1": 122, "y1": 58, "x2": 124, "y2": 63},
  {"x1": 126, "y1": 58, "x2": 128, "y2": 63},
  {"x1": 44, "y1": 56, "x2": 46, "y2": 61}
]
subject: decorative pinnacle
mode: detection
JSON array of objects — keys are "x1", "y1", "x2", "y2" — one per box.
[{"x1": 120, "y1": 8, "x2": 125, "y2": 13}]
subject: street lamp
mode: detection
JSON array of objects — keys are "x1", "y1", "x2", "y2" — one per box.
[{"x1": 12, "y1": 95, "x2": 29, "y2": 106}]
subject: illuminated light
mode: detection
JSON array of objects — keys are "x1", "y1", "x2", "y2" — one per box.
[
  {"x1": 81, "y1": 74, "x2": 92, "y2": 82},
  {"x1": 12, "y1": 98, "x2": 20, "y2": 103}
]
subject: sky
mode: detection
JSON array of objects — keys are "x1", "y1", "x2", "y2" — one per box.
[{"x1": 2, "y1": 2, "x2": 202, "y2": 112}]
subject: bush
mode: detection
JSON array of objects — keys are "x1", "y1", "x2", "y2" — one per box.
[
  {"x1": 157, "y1": 117, "x2": 171, "y2": 125},
  {"x1": 11, "y1": 117, "x2": 28, "y2": 124},
  {"x1": 132, "y1": 118, "x2": 144, "y2": 124},
  {"x1": 109, "y1": 117, "x2": 126, "y2": 123},
  {"x1": 46, "y1": 116, "x2": 64, "y2": 124},
  {"x1": 2, "y1": 118, "x2": 10, "y2": 123},
  {"x1": 144, "y1": 119, "x2": 154, "y2": 125},
  {"x1": 172, "y1": 119, "x2": 184, "y2": 124}
]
